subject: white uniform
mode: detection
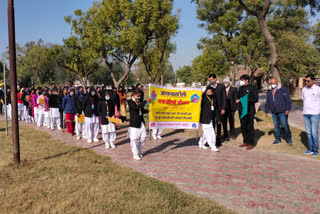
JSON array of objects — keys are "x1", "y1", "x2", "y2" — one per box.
[
  {"x1": 102, "y1": 122, "x2": 116, "y2": 147},
  {"x1": 85, "y1": 115, "x2": 99, "y2": 140},
  {"x1": 128, "y1": 122, "x2": 147, "y2": 156},
  {"x1": 17, "y1": 103, "x2": 24, "y2": 121},
  {"x1": 199, "y1": 121, "x2": 217, "y2": 150},
  {"x1": 50, "y1": 107, "x2": 60, "y2": 130},
  {"x1": 37, "y1": 106, "x2": 44, "y2": 127},
  {"x1": 33, "y1": 107, "x2": 38, "y2": 125},
  {"x1": 152, "y1": 128, "x2": 163, "y2": 138},
  {"x1": 44, "y1": 110, "x2": 50, "y2": 128},
  {"x1": 75, "y1": 113, "x2": 86, "y2": 138}
]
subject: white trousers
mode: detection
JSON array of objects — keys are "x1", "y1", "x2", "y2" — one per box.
[
  {"x1": 85, "y1": 116, "x2": 99, "y2": 140},
  {"x1": 199, "y1": 121, "x2": 217, "y2": 149},
  {"x1": 102, "y1": 132, "x2": 116, "y2": 145},
  {"x1": 50, "y1": 108, "x2": 60, "y2": 129},
  {"x1": 33, "y1": 107, "x2": 38, "y2": 124},
  {"x1": 37, "y1": 109, "x2": 44, "y2": 127},
  {"x1": 44, "y1": 111, "x2": 50, "y2": 128},
  {"x1": 18, "y1": 103, "x2": 24, "y2": 120},
  {"x1": 23, "y1": 106, "x2": 30, "y2": 122},
  {"x1": 75, "y1": 116, "x2": 86, "y2": 137},
  {"x1": 129, "y1": 123, "x2": 147, "y2": 156},
  {"x1": 6, "y1": 104, "x2": 12, "y2": 119},
  {"x1": 152, "y1": 128, "x2": 163, "y2": 137}
]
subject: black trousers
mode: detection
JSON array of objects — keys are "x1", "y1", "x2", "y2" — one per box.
[
  {"x1": 240, "y1": 114, "x2": 255, "y2": 145},
  {"x1": 0, "y1": 102, "x2": 2, "y2": 114},
  {"x1": 213, "y1": 116, "x2": 222, "y2": 147},
  {"x1": 222, "y1": 110, "x2": 235, "y2": 137},
  {"x1": 60, "y1": 111, "x2": 66, "y2": 129}
]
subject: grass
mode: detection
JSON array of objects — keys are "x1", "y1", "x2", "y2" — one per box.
[{"x1": 0, "y1": 121, "x2": 236, "y2": 214}]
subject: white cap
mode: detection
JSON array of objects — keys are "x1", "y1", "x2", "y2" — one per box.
[{"x1": 223, "y1": 77, "x2": 230, "y2": 83}]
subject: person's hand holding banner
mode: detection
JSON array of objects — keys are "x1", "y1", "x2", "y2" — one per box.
[{"x1": 108, "y1": 117, "x2": 122, "y2": 124}]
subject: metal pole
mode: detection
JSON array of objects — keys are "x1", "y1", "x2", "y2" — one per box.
[
  {"x1": 8, "y1": 0, "x2": 20, "y2": 164},
  {"x1": 4, "y1": 63, "x2": 8, "y2": 136}
]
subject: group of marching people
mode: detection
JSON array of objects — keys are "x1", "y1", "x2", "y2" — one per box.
[{"x1": 2, "y1": 83, "x2": 152, "y2": 160}]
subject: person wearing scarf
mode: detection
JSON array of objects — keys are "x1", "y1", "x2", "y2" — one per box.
[
  {"x1": 127, "y1": 88, "x2": 151, "y2": 160},
  {"x1": 198, "y1": 87, "x2": 219, "y2": 152},
  {"x1": 73, "y1": 86, "x2": 86, "y2": 140},
  {"x1": 98, "y1": 91, "x2": 116, "y2": 149},
  {"x1": 82, "y1": 87, "x2": 100, "y2": 143}
]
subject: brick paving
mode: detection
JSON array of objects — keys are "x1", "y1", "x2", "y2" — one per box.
[{"x1": 16, "y1": 120, "x2": 320, "y2": 214}]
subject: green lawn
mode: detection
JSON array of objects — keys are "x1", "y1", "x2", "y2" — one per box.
[{"x1": 0, "y1": 121, "x2": 235, "y2": 214}]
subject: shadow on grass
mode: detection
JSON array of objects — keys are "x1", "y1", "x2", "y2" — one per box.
[
  {"x1": 43, "y1": 148, "x2": 87, "y2": 160},
  {"x1": 299, "y1": 131, "x2": 309, "y2": 148}
]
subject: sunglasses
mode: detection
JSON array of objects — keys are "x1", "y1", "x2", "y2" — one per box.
[{"x1": 304, "y1": 79, "x2": 311, "y2": 83}]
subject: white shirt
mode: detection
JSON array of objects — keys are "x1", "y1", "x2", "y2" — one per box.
[{"x1": 302, "y1": 84, "x2": 320, "y2": 115}]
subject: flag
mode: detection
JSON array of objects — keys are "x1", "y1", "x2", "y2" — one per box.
[{"x1": 240, "y1": 93, "x2": 248, "y2": 119}]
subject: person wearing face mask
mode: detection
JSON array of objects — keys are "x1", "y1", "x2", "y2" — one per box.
[
  {"x1": 73, "y1": 86, "x2": 86, "y2": 140},
  {"x1": 82, "y1": 87, "x2": 100, "y2": 143},
  {"x1": 127, "y1": 88, "x2": 151, "y2": 160},
  {"x1": 207, "y1": 74, "x2": 226, "y2": 147},
  {"x1": 236, "y1": 74, "x2": 259, "y2": 150},
  {"x1": 136, "y1": 83, "x2": 144, "y2": 103},
  {"x1": 198, "y1": 87, "x2": 220, "y2": 152},
  {"x1": 222, "y1": 77, "x2": 237, "y2": 141},
  {"x1": 265, "y1": 77, "x2": 292, "y2": 145},
  {"x1": 302, "y1": 74, "x2": 320, "y2": 157},
  {"x1": 98, "y1": 91, "x2": 116, "y2": 149},
  {"x1": 62, "y1": 88, "x2": 75, "y2": 135},
  {"x1": 49, "y1": 88, "x2": 61, "y2": 130}
]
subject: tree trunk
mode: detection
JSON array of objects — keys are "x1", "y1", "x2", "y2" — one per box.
[
  {"x1": 160, "y1": 74, "x2": 164, "y2": 86},
  {"x1": 257, "y1": 16, "x2": 282, "y2": 84}
]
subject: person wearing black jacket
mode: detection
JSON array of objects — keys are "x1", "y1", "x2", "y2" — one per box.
[
  {"x1": 73, "y1": 86, "x2": 86, "y2": 140},
  {"x1": 198, "y1": 87, "x2": 220, "y2": 152},
  {"x1": 236, "y1": 74, "x2": 259, "y2": 150},
  {"x1": 127, "y1": 88, "x2": 151, "y2": 160},
  {"x1": 136, "y1": 83, "x2": 144, "y2": 103},
  {"x1": 82, "y1": 87, "x2": 100, "y2": 143},
  {"x1": 49, "y1": 88, "x2": 60, "y2": 130},
  {"x1": 6, "y1": 88, "x2": 11, "y2": 119},
  {"x1": 58, "y1": 87, "x2": 67, "y2": 130},
  {"x1": 98, "y1": 91, "x2": 116, "y2": 149},
  {"x1": 222, "y1": 77, "x2": 237, "y2": 140},
  {"x1": 207, "y1": 74, "x2": 226, "y2": 147}
]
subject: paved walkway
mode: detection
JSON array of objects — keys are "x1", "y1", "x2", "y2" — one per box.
[{"x1": 13, "y1": 120, "x2": 320, "y2": 214}]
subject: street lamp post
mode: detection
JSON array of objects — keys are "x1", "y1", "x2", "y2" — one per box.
[{"x1": 8, "y1": 0, "x2": 20, "y2": 164}]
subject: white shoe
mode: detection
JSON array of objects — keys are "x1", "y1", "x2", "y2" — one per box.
[
  {"x1": 82, "y1": 136, "x2": 86, "y2": 139},
  {"x1": 76, "y1": 136, "x2": 81, "y2": 140},
  {"x1": 93, "y1": 138, "x2": 99, "y2": 142},
  {"x1": 87, "y1": 139, "x2": 92, "y2": 143},
  {"x1": 110, "y1": 143, "x2": 116, "y2": 149},
  {"x1": 157, "y1": 135, "x2": 162, "y2": 139},
  {"x1": 105, "y1": 143, "x2": 110, "y2": 149},
  {"x1": 211, "y1": 148, "x2": 219, "y2": 152},
  {"x1": 152, "y1": 135, "x2": 157, "y2": 140},
  {"x1": 133, "y1": 155, "x2": 141, "y2": 160},
  {"x1": 138, "y1": 153, "x2": 143, "y2": 158},
  {"x1": 199, "y1": 144, "x2": 208, "y2": 149}
]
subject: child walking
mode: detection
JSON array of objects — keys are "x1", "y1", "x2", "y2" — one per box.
[
  {"x1": 98, "y1": 91, "x2": 116, "y2": 149},
  {"x1": 127, "y1": 88, "x2": 151, "y2": 160}
]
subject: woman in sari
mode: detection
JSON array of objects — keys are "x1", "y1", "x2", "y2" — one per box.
[{"x1": 118, "y1": 86, "x2": 127, "y2": 122}]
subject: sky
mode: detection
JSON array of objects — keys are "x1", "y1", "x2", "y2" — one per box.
[
  {"x1": 0, "y1": 1, "x2": 319, "y2": 71},
  {"x1": 0, "y1": 0, "x2": 207, "y2": 71}
]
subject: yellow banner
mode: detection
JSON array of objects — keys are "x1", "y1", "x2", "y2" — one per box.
[
  {"x1": 108, "y1": 117, "x2": 122, "y2": 124},
  {"x1": 77, "y1": 114, "x2": 85, "y2": 123},
  {"x1": 149, "y1": 84, "x2": 202, "y2": 129}
]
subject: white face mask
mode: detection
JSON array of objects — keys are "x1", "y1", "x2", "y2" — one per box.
[
  {"x1": 70, "y1": 92, "x2": 74, "y2": 96},
  {"x1": 271, "y1": 84, "x2": 277, "y2": 89},
  {"x1": 224, "y1": 83, "x2": 229, "y2": 88},
  {"x1": 239, "y1": 81, "x2": 245, "y2": 86}
]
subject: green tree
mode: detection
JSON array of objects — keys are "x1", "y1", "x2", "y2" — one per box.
[
  {"x1": 66, "y1": 0, "x2": 179, "y2": 88},
  {"x1": 177, "y1": 66, "x2": 193, "y2": 84},
  {"x1": 50, "y1": 36, "x2": 99, "y2": 89}
]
